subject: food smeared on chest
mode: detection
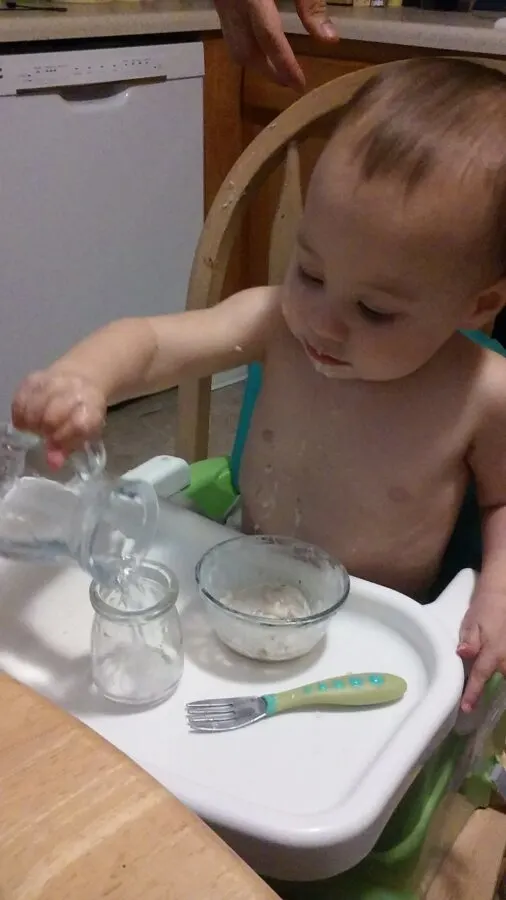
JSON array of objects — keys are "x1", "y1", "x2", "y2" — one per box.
[{"x1": 388, "y1": 485, "x2": 412, "y2": 504}]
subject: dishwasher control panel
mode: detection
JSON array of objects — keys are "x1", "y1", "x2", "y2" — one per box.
[{"x1": 0, "y1": 43, "x2": 204, "y2": 96}]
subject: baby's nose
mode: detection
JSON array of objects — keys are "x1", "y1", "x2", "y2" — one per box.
[{"x1": 315, "y1": 313, "x2": 349, "y2": 343}]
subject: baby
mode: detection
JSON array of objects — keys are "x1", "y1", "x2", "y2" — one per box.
[{"x1": 12, "y1": 58, "x2": 506, "y2": 713}]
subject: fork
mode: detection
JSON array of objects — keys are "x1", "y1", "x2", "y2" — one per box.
[{"x1": 185, "y1": 672, "x2": 407, "y2": 733}]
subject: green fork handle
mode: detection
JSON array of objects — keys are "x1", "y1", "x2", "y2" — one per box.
[{"x1": 263, "y1": 673, "x2": 407, "y2": 716}]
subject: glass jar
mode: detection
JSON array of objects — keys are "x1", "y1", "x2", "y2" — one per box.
[
  {"x1": 0, "y1": 423, "x2": 158, "y2": 583},
  {"x1": 89, "y1": 560, "x2": 183, "y2": 706}
]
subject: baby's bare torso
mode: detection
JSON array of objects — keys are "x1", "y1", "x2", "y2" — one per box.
[{"x1": 240, "y1": 318, "x2": 483, "y2": 598}]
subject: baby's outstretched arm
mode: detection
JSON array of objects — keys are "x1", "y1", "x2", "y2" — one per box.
[
  {"x1": 461, "y1": 356, "x2": 506, "y2": 711},
  {"x1": 12, "y1": 286, "x2": 277, "y2": 456}
]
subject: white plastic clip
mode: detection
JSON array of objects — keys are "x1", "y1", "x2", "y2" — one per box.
[{"x1": 122, "y1": 455, "x2": 191, "y2": 499}]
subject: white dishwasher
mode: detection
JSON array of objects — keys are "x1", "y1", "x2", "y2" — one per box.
[{"x1": 0, "y1": 41, "x2": 204, "y2": 418}]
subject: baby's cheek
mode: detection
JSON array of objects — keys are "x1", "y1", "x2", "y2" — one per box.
[{"x1": 281, "y1": 289, "x2": 304, "y2": 334}]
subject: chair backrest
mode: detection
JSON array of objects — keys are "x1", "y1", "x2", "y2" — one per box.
[{"x1": 176, "y1": 58, "x2": 506, "y2": 464}]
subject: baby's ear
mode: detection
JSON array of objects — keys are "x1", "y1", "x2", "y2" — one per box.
[{"x1": 462, "y1": 280, "x2": 506, "y2": 332}]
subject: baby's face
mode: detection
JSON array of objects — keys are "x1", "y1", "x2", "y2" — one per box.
[{"x1": 281, "y1": 149, "x2": 495, "y2": 382}]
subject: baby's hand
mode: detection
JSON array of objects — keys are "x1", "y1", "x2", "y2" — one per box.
[
  {"x1": 11, "y1": 370, "x2": 106, "y2": 463},
  {"x1": 458, "y1": 589, "x2": 506, "y2": 712}
]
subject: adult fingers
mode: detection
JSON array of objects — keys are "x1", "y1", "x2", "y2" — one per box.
[
  {"x1": 214, "y1": 0, "x2": 293, "y2": 86},
  {"x1": 214, "y1": 0, "x2": 254, "y2": 65},
  {"x1": 248, "y1": 0, "x2": 305, "y2": 89},
  {"x1": 295, "y1": 0, "x2": 338, "y2": 41}
]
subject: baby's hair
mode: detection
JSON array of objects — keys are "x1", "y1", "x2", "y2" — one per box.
[
  {"x1": 335, "y1": 58, "x2": 506, "y2": 190},
  {"x1": 331, "y1": 58, "x2": 506, "y2": 274}
]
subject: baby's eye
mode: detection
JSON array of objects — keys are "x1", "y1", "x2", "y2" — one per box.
[
  {"x1": 357, "y1": 301, "x2": 396, "y2": 324},
  {"x1": 297, "y1": 265, "x2": 324, "y2": 287}
]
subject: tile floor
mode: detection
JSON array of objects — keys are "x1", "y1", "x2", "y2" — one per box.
[{"x1": 104, "y1": 382, "x2": 244, "y2": 475}]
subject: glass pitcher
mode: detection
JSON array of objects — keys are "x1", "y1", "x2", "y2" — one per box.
[{"x1": 0, "y1": 423, "x2": 159, "y2": 583}]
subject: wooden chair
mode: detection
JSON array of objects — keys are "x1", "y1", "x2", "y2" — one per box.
[
  {"x1": 426, "y1": 808, "x2": 506, "y2": 900},
  {"x1": 176, "y1": 57, "x2": 506, "y2": 464}
]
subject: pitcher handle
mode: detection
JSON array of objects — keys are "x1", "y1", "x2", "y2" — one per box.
[{"x1": 0, "y1": 423, "x2": 107, "y2": 482}]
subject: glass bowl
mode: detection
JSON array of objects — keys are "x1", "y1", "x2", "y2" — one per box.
[{"x1": 195, "y1": 535, "x2": 350, "y2": 662}]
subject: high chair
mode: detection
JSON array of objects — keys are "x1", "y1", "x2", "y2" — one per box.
[{"x1": 170, "y1": 61, "x2": 506, "y2": 899}]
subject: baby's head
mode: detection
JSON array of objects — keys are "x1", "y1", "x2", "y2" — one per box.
[{"x1": 282, "y1": 58, "x2": 506, "y2": 380}]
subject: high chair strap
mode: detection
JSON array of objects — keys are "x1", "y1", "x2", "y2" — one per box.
[
  {"x1": 462, "y1": 329, "x2": 506, "y2": 357},
  {"x1": 229, "y1": 362, "x2": 263, "y2": 492}
]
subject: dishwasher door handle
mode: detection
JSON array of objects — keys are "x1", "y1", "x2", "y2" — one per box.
[
  {"x1": 56, "y1": 81, "x2": 152, "y2": 110},
  {"x1": 23, "y1": 78, "x2": 166, "y2": 110}
]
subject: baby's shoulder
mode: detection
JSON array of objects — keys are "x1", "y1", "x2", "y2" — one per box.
[
  {"x1": 462, "y1": 336, "x2": 506, "y2": 489},
  {"x1": 460, "y1": 333, "x2": 506, "y2": 423}
]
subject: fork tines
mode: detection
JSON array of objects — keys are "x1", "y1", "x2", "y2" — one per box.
[{"x1": 185, "y1": 695, "x2": 264, "y2": 733}]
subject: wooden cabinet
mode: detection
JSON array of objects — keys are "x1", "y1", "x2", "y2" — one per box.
[
  {"x1": 240, "y1": 40, "x2": 416, "y2": 288},
  {"x1": 203, "y1": 37, "x2": 380, "y2": 294},
  {"x1": 202, "y1": 34, "x2": 503, "y2": 296}
]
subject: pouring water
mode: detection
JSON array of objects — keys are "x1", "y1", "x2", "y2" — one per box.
[{"x1": 0, "y1": 423, "x2": 159, "y2": 584}]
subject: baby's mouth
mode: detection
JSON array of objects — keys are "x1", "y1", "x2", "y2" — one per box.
[{"x1": 304, "y1": 341, "x2": 350, "y2": 368}]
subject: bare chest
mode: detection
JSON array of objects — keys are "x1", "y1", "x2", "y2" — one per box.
[{"x1": 239, "y1": 329, "x2": 476, "y2": 595}]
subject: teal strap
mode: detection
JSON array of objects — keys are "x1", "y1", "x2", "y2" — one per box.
[
  {"x1": 230, "y1": 362, "x2": 263, "y2": 491},
  {"x1": 461, "y1": 329, "x2": 506, "y2": 358}
]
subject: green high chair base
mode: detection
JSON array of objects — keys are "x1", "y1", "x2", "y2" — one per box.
[{"x1": 263, "y1": 678, "x2": 506, "y2": 899}]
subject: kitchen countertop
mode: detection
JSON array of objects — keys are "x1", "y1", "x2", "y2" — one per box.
[
  {"x1": 0, "y1": 671, "x2": 278, "y2": 900},
  {"x1": 0, "y1": 0, "x2": 505, "y2": 55}
]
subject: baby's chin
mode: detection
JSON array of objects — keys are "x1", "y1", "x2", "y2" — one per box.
[
  {"x1": 306, "y1": 350, "x2": 415, "y2": 382},
  {"x1": 301, "y1": 341, "x2": 357, "y2": 379},
  {"x1": 310, "y1": 358, "x2": 357, "y2": 379}
]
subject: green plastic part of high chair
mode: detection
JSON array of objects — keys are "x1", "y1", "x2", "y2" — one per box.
[
  {"x1": 265, "y1": 721, "x2": 506, "y2": 900},
  {"x1": 181, "y1": 361, "x2": 262, "y2": 518},
  {"x1": 183, "y1": 456, "x2": 236, "y2": 522}
]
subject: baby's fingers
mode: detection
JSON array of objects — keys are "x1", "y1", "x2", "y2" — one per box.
[
  {"x1": 12, "y1": 371, "x2": 105, "y2": 460},
  {"x1": 38, "y1": 392, "x2": 85, "y2": 440},
  {"x1": 457, "y1": 614, "x2": 481, "y2": 660},
  {"x1": 461, "y1": 647, "x2": 497, "y2": 713},
  {"x1": 50, "y1": 402, "x2": 105, "y2": 453},
  {"x1": 46, "y1": 446, "x2": 67, "y2": 470},
  {"x1": 12, "y1": 371, "x2": 54, "y2": 433}
]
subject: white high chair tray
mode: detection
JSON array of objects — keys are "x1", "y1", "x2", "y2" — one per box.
[{"x1": 0, "y1": 501, "x2": 467, "y2": 881}]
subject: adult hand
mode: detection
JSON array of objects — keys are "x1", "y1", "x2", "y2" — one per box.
[{"x1": 214, "y1": 0, "x2": 338, "y2": 90}]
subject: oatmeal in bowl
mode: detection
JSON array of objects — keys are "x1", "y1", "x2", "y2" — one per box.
[{"x1": 195, "y1": 535, "x2": 349, "y2": 662}]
